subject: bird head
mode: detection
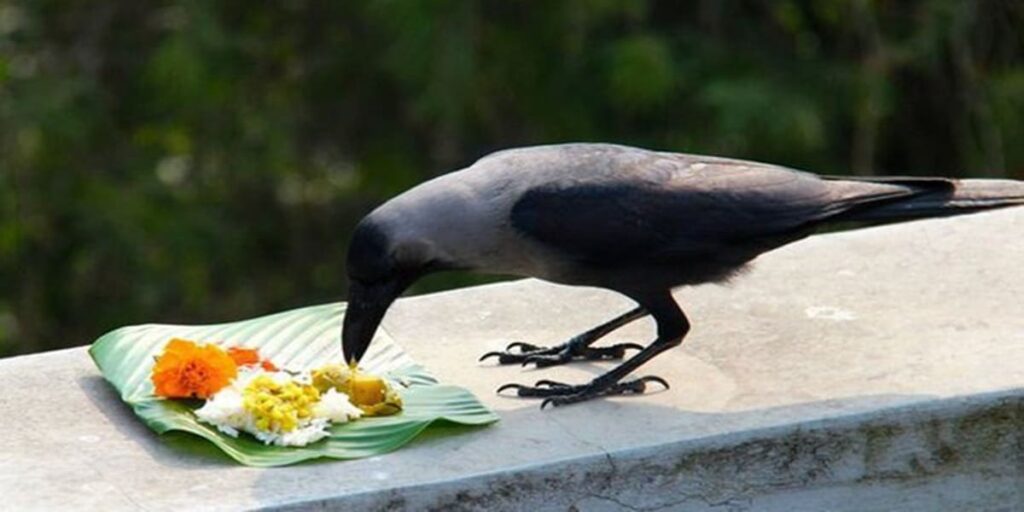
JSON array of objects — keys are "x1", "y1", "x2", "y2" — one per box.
[{"x1": 342, "y1": 216, "x2": 450, "y2": 363}]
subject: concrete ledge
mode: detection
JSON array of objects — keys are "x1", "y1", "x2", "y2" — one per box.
[
  {"x1": 282, "y1": 391, "x2": 1024, "y2": 511},
  {"x1": 3, "y1": 207, "x2": 1023, "y2": 511}
]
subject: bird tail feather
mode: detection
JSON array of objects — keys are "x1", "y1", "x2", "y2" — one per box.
[{"x1": 827, "y1": 176, "x2": 1024, "y2": 223}]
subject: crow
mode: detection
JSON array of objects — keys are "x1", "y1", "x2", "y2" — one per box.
[{"x1": 341, "y1": 143, "x2": 1024, "y2": 408}]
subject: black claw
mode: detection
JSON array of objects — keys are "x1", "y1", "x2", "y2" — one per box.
[
  {"x1": 481, "y1": 339, "x2": 647, "y2": 368},
  {"x1": 521, "y1": 353, "x2": 571, "y2": 368},
  {"x1": 639, "y1": 375, "x2": 670, "y2": 390},
  {"x1": 607, "y1": 375, "x2": 670, "y2": 395},
  {"x1": 541, "y1": 357, "x2": 570, "y2": 368},
  {"x1": 520, "y1": 356, "x2": 549, "y2": 368},
  {"x1": 479, "y1": 351, "x2": 502, "y2": 362},
  {"x1": 496, "y1": 380, "x2": 581, "y2": 398},
  {"x1": 496, "y1": 383, "x2": 525, "y2": 395},
  {"x1": 501, "y1": 375, "x2": 672, "y2": 405},
  {"x1": 505, "y1": 341, "x2": 538, "y2": 352}
]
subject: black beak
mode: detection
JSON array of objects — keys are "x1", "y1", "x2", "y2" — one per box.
[{"x1": 342, "y1": 277, "x2": 407, "y2": 364}]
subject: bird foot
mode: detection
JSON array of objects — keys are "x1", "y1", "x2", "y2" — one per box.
[
  {"x1": 479, "y1": 340, "x2": 644, "y2": 367},
  {"x1": 497, "y1": 376, "x2": 669, "y2": 408}
]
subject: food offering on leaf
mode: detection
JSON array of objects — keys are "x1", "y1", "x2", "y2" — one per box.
[
  {"x1": 312, "y1": 363, "x2": 403, "y2": 416},
  {"x1": 149, "y1": 338, "x2": 403, "y2": 447}
]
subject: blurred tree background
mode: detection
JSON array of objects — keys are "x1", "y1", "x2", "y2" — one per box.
[{"x1": 2, "y1": 0, "x2": 1024, "y2": 356}]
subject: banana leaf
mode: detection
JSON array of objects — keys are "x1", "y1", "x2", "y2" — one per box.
[{"x1": 89, "y1": 302, "x2": 499, "y2": 467}]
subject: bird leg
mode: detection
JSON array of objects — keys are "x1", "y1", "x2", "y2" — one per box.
[
  {"x1": 496, "y1": 294, "x2": 690, "y2": 408},
  {"x1": 479, "y1": 307, "x2": 648, "y2": 367}
]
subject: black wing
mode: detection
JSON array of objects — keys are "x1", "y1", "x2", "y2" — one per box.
[{"x1": 510, "y1": 156, "x2": 912, "y2": 267}]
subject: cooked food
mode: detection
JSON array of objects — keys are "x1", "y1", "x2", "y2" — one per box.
[{"x1": 151, "y1": 339, "x2": 404, "y2": 447}]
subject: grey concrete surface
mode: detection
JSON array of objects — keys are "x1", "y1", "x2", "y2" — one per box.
[{"x1": 2, "y1": 207, "x2": 1023, "y2": 511}]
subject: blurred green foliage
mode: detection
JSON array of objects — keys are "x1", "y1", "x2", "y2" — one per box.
[{"x1": 2, "y1": 1, "x2": 1024, "y2": 356}]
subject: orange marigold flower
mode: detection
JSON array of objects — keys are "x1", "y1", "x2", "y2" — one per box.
[
  {"x1": 151, "y1": 338, "x2": 238, "y2": 399},
  {"x1": 228, "y1": 347, "x2": 278, "y2": 371},
  {"x1": 227, "y1": 347, "x2": 259, "y2": 366}
]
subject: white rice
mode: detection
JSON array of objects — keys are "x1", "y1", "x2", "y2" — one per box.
[
  {"x1": 315, "y1": 388, "x2": 364, "y2": 422},
  {"x1": 194, "y1": 367, "x2": 362, "y2": 447}
]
